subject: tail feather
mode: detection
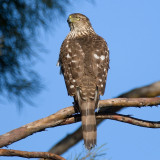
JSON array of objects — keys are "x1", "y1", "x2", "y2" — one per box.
[{"x1": 80, "y1": 100, "x2": 97, "y2": 149}]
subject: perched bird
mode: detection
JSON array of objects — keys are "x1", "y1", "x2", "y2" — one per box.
[{"x1": 58, "y1": 13, "x2": 109, "y2": 149}]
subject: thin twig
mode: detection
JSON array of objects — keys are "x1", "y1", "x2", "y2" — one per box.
[
  {"x1": 96, "y1": 114, "x2": 160, "y2": 128},
  {"x1": 58, "y1": 113, "x2": 160, "y2": 128},
  {"x1": 0, "y1": 149, "x2": 65, "y2": 160}
]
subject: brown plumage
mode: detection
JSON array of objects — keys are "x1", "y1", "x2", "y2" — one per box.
[{"x1": 58, "y1": 13, "x2": 109, "y2": 149}]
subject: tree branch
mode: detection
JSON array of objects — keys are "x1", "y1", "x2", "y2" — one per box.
[
  {"x1": 42, "y1": 110, "x2": 160, "y2": 156},
  {"x1": 49, "y1": 81, "x2": 160, "y2": 155},
  {"x1": 0, "y1": 97, "x2": 160, "y2": 148},
  {"x1": 0, "y1": 149, "x2": 65, "y2": 160},
  {"x1": 58, "y1": 113, "x2": 160, "y2": 128},
  {"x1": 97, "y1": 114, "x2": 160, "y2": 128},
  {"x1": 119, "y1": 81, "x2": 160, "y2": 98},
  {"x1": 99, "y1": 97, "x2": 160, "y2": 108},
  {"x1": 0, "y1": 106, "x2": 75, "y2": 148}
]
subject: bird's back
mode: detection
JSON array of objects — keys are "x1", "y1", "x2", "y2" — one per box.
[{"x1": 59, "y1": 34, "x2": 109, "y2": 149}]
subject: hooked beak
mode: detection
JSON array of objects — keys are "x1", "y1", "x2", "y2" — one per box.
[
  {"x1": 67, "y1": 15, "x2": 73, "y2": 23},
  {"x1": 67, "y1": 15, "x2": 80, "y2": 23}
]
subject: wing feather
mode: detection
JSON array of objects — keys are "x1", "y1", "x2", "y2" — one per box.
[{"x1": 59, "y1": 35, "x2": 109, "y2": 97}]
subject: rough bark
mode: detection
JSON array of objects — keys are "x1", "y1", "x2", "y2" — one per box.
[{"x1": 0, "y1": 149, "x2": 65, "y2": 160}]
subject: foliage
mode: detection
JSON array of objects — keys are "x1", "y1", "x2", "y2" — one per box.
[{"x1": 0, "y1": 0, "x2": 70, "y2": 104}]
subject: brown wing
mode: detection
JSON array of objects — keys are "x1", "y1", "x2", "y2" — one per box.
[
  {"x1": 91, "y1": 36, "x2": 109, "y2": 95},
  {"x1": 59, "y1": 38, "x2": 85, "y2": 96},
  {"x1": 75, "y1": 35, "x2": 109, "y2": 96},
  {"x1": 59, "y1": 35, "x2": 109, "y2": 97}
]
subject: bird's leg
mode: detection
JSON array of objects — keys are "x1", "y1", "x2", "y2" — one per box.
[
  {"x1": 73, "y1": 98, "x2": 80, "y2": 114},
  {"x1": 96, "y1": 101, "x2": 100, "y2": 113}
]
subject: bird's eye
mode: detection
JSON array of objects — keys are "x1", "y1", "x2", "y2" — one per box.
[{"x1": 76, "y1": 17, "x2": 80, "y2": 21}]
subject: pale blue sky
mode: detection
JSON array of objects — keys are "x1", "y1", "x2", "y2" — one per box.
[{"x1": 1, "y1": 0, "x2": 160, "y2": 160}]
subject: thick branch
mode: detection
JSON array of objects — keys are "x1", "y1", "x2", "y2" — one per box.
[
  {"x1": 49, "y1": 81, "x2": 160, "y2": 155},
  {"x1": 99, "y1": 97, "x2": 160, "y2": 107},
  {"x1": 0, "y1": 106, "x2": 75, "y2": 148},
  {"x1": 0, "y1": 149, "x2": 65, "y2": 160},
  {"x1": 0, "y1": 97, "x2": 160, "y2": 148}
]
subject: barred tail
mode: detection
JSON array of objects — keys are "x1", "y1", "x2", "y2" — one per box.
[{"x1": 81, "y1": 100, "x2": 97, "y2": 149}]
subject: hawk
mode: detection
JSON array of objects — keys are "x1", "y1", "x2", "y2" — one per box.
[{"x1": 58, "y1": 13, "x2": 109, "y2": 149}]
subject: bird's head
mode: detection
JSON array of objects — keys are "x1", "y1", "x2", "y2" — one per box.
[{"x1": 67, "y1": 13, "x2": 94, "y2": 34}]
